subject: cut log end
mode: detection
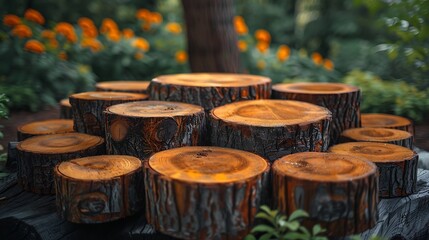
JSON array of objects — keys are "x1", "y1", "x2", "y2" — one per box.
[
  {"x1": 59, "y1": 99, "x2": 73, "y2": 119},
  {"x1": 153, "y1": 73, "x2": 271, "y2": 87},
  {"x1": 272, "y1": 82, "x2": 359, "y2": 94},
  {"x1": 341, "y1": 127, "x2": 413, "y2": 148},
  {"x1": 17, "y1": 119, "x2": 74, "y2": 141},
  {"x1": 70, "y1": 91, "x2": 148, "y2": 101},
  {"x1": 361, "y1": 113, "x2": 414, "y2": 135},
  {"x1": 95, "y1": 81, "x2": 150, "y2": 94},
  {"x1": 105, "y1": 101, "x2": 204, "y2": 118}
]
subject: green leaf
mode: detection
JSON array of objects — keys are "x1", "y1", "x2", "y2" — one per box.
[
  {"x1": 251, "y1": 224, "x2": 276, "y2": 233},
  {"x1": 283, "y1": 221, "x2": 300, "y2": 231},
  {"x1": 260, "y1": 232, "x2": 273, "y2": 240},
  {"x1": 244, "y1": 234, "x2": 257, "y2": 240},
  {"x1": 282, "y1": 232, "x2": 308, "y2": 240},
  {"x1": 312, "y1": 224, "x2": 325, "y2": 236},
  {"x1": 255, "y1": 212, "x2": 276, "y2": 225},
  {"x1": 288, "y1": 209, "x2": 309, "y2": 221}
]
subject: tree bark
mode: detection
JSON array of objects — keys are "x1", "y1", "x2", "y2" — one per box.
[
  {"x1": 181, "y1": 0, "x2": 241, "y2": 72},
  {"x1": 341, "y1": 127, "x2": 413, "y2": 149},
  {"x1": 17, "y1": 119, "x2": 74, "y2": 141},
  {"x1": 361, "y1": 113, "x2": 414, "y2": 136},
  {"x1": 272, "y1": 152, "x2": 378, "y2": 237},
  {"x1": 59, "y1": 99, "x2": 72, "y2": 119},
  {"x1": 95, "y1": 81, "x2": 150, "y2": 94}
]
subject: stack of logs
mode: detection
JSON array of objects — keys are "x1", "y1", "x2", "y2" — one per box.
[{"x1": 14, "y1": 75, "x2": 419, "y2": 239}]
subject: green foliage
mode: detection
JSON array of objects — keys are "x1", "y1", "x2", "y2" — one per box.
[{"x1": 245, "y1": 206, "x2": 327, "y2": 240}]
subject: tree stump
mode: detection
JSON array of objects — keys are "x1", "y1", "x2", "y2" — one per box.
[
  {"x1": 272, "y1": 152, "x2": 378, "y2": 237},
  {"x1": 329, "y1": 142, "x2": 418, "y2": 198},
  {"x1": 144, "y1": 146, "x2": 269, "y2": 240},
  {"x1": 70, "y1": 91, "x2": 148, "y2": 136},
  {"x1": 148, "y1": 73, "x2": 271, "y2": 111},
  {"x1": 17, "y1": 119, "x2": 74, "y2": 141},
  {"x1": 341, "y1": 127, "x2": 413, "y2": 149},
  {"x1": 16, "y1": 133, "x2": 105, "y2": 194},
  {"x1": 361, "y1": 113, "x2": 414, "y2": 135},
  {"x1": 95, "y1": 81, "x2": 150, "y2": 94},
  {"x1": 105, "y1": 101, "x2": 206, "y2": 160},
  {"x1": 272, "y1": 82, "x2": 360, "y2": 144},
  {"x1": 54, "y1": 155, "x2": 144, "y2": 224},
  {"x1": 59, "y1": 99, "x2": 73, "y2": 119},
  {"x1": 210, "y1": 100, "x2": 331, "y2": 162}
]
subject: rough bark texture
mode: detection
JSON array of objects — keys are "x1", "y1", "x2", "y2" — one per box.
[
  {"x1": 95, "y1": 81, "x2": 150, "y2": 94},
  {"x1": 16, "y1": 133, "x2": 105, "y2": 194},
  {"x1": 272, "y1": 83, "x2": 360, "y2": 145},
  {"x1": 17, "y1": 119, "x2": 74, "y2": 141},
  {"x1": 54, "y1": 156, "x2": 144, "y2": 223},
  {"x1": 59, "y1": 99, "x2": 72, "y2": 119},
  {"x1": 341, "y1": 127, "x2": 413, "y2": 149},
  {"x1": 105, "y1": 101, "x2": 206, "y2": 160},
  {"x1": 181, "y1": 0, "x2": 241, "y2": 72},
  {"x1": 361, "y1": 113, "x2": 414, "y2": 136},
  {"x1": 272, "y1": 152, "x2": 379, "y2": 237}
]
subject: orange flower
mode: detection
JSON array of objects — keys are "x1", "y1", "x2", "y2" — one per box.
[
  {"x1": 100, "y1": 18, "x2": 119, "y2": 34},
  {"x1": 3, "y1": 14, "x2": 21, "y2": 27},
  {"x1": 257, "y1": 60, "x2": 266, "y2": 70},
  {"x1": 311, "y1": 52, "x2": 323, "y2": 65},
  {"x1": 277, "y1": 44, "x2": 290, "y2": 62},
  {"x1": 11, "y1": 24, "x2": 32, "y2": 38},
  {"x1": 122, "y1": 28, "x2": 134, "y2": 39},
  {"x1": 78, "y1": 17, "x2": 98, "y2": 38},
  {"x1": 175, "y1": 50, "x2": 188, "y2": 63},
  {"x1": 41, "y1": 30, "x2": 55, "y2": 39},
  {"x1": 49, "y1": 39, "x2": 58, "y2": 49},
  {"x1": 166, "y1": 22, "x2": 182, "y2": 34},
  {"x1": 141, "y1": 22, "x2": 151, "y2": 31},
  {"x1": 234, "y1": 16, "x2": 248, "y2": 35},
  {"x1": 134, "y1": 52, "x2": 144, "y2": 60},
  {"x1": 107, "y1": 30, "x2": 121, "y2": 42},
  {"x1": 237, "y1": 40, "x2": 247, "y2": 52},
  {"x1": 24, "y1": 39, "x2": 45, "y2": 53},
  {"x1": 55, "y1": 22, "x2": 77, "y2": 42},
  {"x1": 255, "y1": 29, "x2": 271, "y2": 43},
  {"x1": 81, "y1": 38, "x2": 103, "y2": 52},
  {"x1": 24, "y1": 9, "x2": 45, "y2": 25},
  {"x1": 58, "y1": 51, "x2": 67, "y2": 60},
  {"x1": 323, "y1": 59, "x2": 334, "y2": 71},
  {"x1": 256, "y1": 41, "x2": 269, "y2": 53},
  {"x1": 132, "y1": 37, "x2": 150, "y2": 51},
  {"x1": 149, "y1": 12, "x2": 163, "y2": 24},
  {"x1": 136, "y1": 9, "x2": 151, "y2": 21}
]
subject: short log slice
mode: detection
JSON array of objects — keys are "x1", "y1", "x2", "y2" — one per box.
[
  {"x1": 16, "y1": 133, "x2": 105, "y2": 194},
  {"x1": 272, "y1": 152, "x2": 378, "y2": 237},
  {"x1": 96, "y1": 81, "x2": 150, "y2": 94},
  {"x1": 149, "y1": 73, "x2": 271, "y2": 111},
  {"x1": 341, "y1": 127, "x2": 413, "y2": 149},
  {"x1": 70, "y1": 91, "x2": 148, "y2": 136},
  {"x1": 210, "y1": 100, "x2": 331, "y2": 162},
  {"x1": 105, "y1": 101, "x2": 206, "y2": 159},
  {"x1": 329, "y1": 142, "x2": 418, "y2": 198},
  {"x1": 272, "y1": 82, "x2": 360, "y2": 145},
  {"x1": 54, "y1": 155, "x2": 144, "y2": 224},
  {"x1": 144, "y1": 146, "x2": 270, "y2": 240},
  {"x1": 361, "y1": 113, "x2": 414, "y2": 135},
  {"x1": 17, "y1": 119, "x2": 74, "y2": 141},
  {"x1": 59, "y1": 98, "x2": 73, "y2": 119}
]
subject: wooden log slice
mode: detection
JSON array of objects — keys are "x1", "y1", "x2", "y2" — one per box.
[
  {"x1": 70, "y1": 91, "x2": 148, "y2": 136},
  {"x1": 210, "y1": 100, "x2": 331, "y2": 162},
  {"x1": 272, "y1": 82, "x2": 360, "y2": 145},
  {"x1": 361, "y1": 113, "x2": 414, "y2": 135},
  {"x1": 149, "y1": 73, "x2": 271, "y2": 111},
  {"x1": 329, "y1": 142, "x2": 418, "y2": 198},
  {"x1": 16, "y1": 133, "x2": 105, "y2": 194},
  {"x1": 17, "y1": 119, "x2": 74, "y2": 141},
  {"x1": 54, "y1": 155, "x2": 144, "y2": 224},
  {"x1": 105, "y1": 101, "x2": 206, "y2": 160},
  {"x1": 95, "y1": 81, "x2": 150, "y2": 94},
  {"x1": 341, "y1": 127, "x2": 413, "y2": 149},
  {"x1": 144, "y1": 146, "x2": 270, "y2": 240},
  {"x1": 272, "y1": 152, "x2": 378, "y2": 237},
  {"x1": 59, "y1": 98, "x2": 73, "y2": 119}
]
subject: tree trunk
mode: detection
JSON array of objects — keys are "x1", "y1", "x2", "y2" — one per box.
[
  {"x1": 341, "y1": 127, "x2": 413, "y2": 149},
  {"x1": 329, "y1": 142, "x2": 418, "y2": 198},
  {"x1": 54, "y1": 155, "x2": 144, "y2": 223},
  {"x1": 210, "y1": 100, "x2": 331, "y2": 162},
  {"x1": 96, "y1": 81, "x2": 150, "y2": 94},
  {"x1": 16, "y1": 133, "x2": 105, "y2": 194},
  {"x1": 105, "y1": 101, "x2": 206, "y2": 160},
  {"x1": 69, "y1": 91, "x2": 148, "y2": 136},
  {"x1": 17, "y1": 119, "x2": 74, "y2": 141},
  {"x1": 272, "y1": 82, "x2": 361, "y2": 145},
  {"x1": 59, "y1": 99, "x2": 72, "y2": 119},
  {"x1": 361, "y1": 113, "x2": 414, "y2": 135},
  {"x1": 272, "y1": 152, "x2": 378, "y2": 237},
  {"x1": 144, "y1": 146, "x2": 269, "y2": 240},
  {"x1": 181, "y1": 0, "x2": 241, "y2": 72}
]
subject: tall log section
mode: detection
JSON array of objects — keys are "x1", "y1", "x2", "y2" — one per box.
[
  {"x1": 272, "y1": 152, "x2": 378, "y2": 237},
  {"x1": 59, "y1": 99, "x2": 72, "y2": 119},
  {"x1": 329, "y1": 142, "x2": 418, "y2": 198},
  {"x1": 17, "y1": 119, "x2": 74, "y2": 141},
  {"x1": 144, "y1": 146, "x2": 269, "y2": 239},
  {"x1": 70, "y1": 92, "x2": 148, "y2": 136},
  {"x1": 96, "y1": 81, "x2": 150, "y2": 94},
  {"x1": 341, "y1": 127, "x2": 413, "y2": 149},
  {"x1": 272, "y1": 82, "x2": 360, "y2": 145},
  {"x1": 210, "y1": 100, "x2": 331, "y2": 161},
  {"x1": 54, "y1": 155, "x2": 144, "y2": 223},
  {"x1": 361, "y1": 113, "x2": 414, "y2": 135},
  {"x1": 16, "y1": 133, "x2": 105, "y2": 194},
  {"x1": 105, "y1": 101, "x2": 206, "y2": 160},
  {"x1": 149, "y1": 73, "x2": 271, "y2": 111}
]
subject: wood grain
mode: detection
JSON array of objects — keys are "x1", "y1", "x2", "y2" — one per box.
[
  {"x1": 361, "y1": 113, "x2": 414, "y2": 135},
  {"x1": 96, "y1": 81, "x2": 150, "y2": 94},
  {"x1": 341, "y1": 127, "x2": 413, "y2": 149},
  {"x1": 17, "y1": 119, "x2": 74, "y2": 141},
  {"x1": 59, "y1": 99, "x2": 72, "y2": 119}
]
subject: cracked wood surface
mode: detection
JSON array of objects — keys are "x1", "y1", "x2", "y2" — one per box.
[
  {"x1": 17, "y1": 119, "x2": 74, "y2": 141},
  {"x1": 341, "y1": 127, "x2": 413, "y2": 149},
  {"x1": 95, "y1": 81, "x2": 150, "y2": 94},
  {"x1": 361, "y1": 113, "x2": 414, "y2": 135}
]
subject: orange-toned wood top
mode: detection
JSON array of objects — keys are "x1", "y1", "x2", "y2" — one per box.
[
  {"x1": 148, "y1": 146, "x2": 269, "y2": 184},
  {"x1": 17, "y1": 133, "x2": 104, "y2": 154},
  {"x1": 57, "y1": 155, "x2": 141, "y2": 180},
  {"x1": 18, "y1": 119, "x2": 73, "y2": 135},
  {"x1": 106, "y1": 101, "x2": 204, "y2": 118},
  {"x1": 361, "y1": 113, "x2": 412, "y2": 128},
  {"x1": 152, "y1": 73, "x2": 271, "y2": 87},
  {"x1": 329, "y1": 142, "x2": 416, "y2": 163},
  {"x1": 211, "y1": 100, "x2": 331, "y2": 127},
  {"x1": 273, "y1": 152, "x2": 376, "y2": 182},
  {"x1": 96, "y1": 81, "x2": 150, "y2": 91},
  {"x1": 342, "y1": 128, "x2": 411, "y2": 142},
  {"x1": 272, "y1": 82, "x2": 359, "y2": 94},
  {"x1": 70, "y1": 91, "x2": 148, "y2": 101},
  {"x1": 60, "y1": 99, "x2": 71, "y2": 107}
]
